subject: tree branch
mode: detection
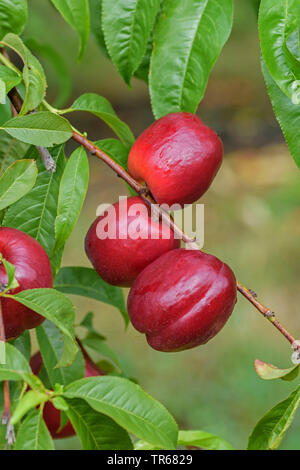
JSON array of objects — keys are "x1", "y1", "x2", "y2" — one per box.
[{"x1": 5, "y1": 86, "x2": 299, "y2": 353}]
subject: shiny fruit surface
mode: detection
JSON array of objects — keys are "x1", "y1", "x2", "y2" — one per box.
[
  {"x1": 128, "y1": 112, "x2": 223, "y2": 207},
  {"x1": 0, "y1": 227, "x2": 53, "y2": 340},
  {"x1": 128, "y1": 249, "x2": 237, "y2": 352},
  {"x1": 85, "y1": 196, "x2": 180, "y2": 287}
]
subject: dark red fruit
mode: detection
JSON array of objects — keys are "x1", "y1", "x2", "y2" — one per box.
[
  {"x1": 128, "y1": 112, "x2": 223, "y2": 207},
  {"x1": 30, "y1": 349, "x2": 104, "y2": 439},
  {"x1": 0, "y1": 227, "x2": 53, "y2": 340},
  {"x1": 127, "y1": 249, "x2": 237, "y2": 352},
  {"x1": 85, "y1": 196, "x2": 180, "y2": 287}
]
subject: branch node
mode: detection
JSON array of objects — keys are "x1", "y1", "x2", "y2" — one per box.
[
  {"x1": 249, "y1": 289, "x2": 258, "y2": 298},
  {"x1": 139, "y1": 186, "x2": 151, "y2": 197},
  {"x1": 265, "y1": 310, "x2": 275, "y2": 319}
]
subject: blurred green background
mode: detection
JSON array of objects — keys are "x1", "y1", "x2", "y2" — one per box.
[{"x1": 26, "y1": 0, "x2": 300, "y2": 449}]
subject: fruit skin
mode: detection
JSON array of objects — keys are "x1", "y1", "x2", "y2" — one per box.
[
  {"x1": 128, "y1": 112, "x2": 223, "y2": 207},
  {"x1": 30, "y1": 349, "x2": 104, "y2": 439},
  {"x1": 127, "y1": 249, "x2": 237, "y2": 352},
  {"x1": 85, "y1": 196, "x2": 180, "y2": 287},
  {"x1": 0, "y1": 227, "x2": 53, "y2": 340}
]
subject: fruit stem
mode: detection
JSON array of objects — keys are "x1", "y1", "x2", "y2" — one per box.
[{"x1": 6, "y1": 83, "x2": 298, "y2": 353}]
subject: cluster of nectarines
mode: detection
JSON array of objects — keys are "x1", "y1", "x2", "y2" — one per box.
[
  {"x1": 86, "y1": 112, "x2": 237, "y2": 352},
  {"x1": 0, "y1": 112, "x2": 236, "y2": 349},
  {"x1": 0, "y1": 111, "x2": 236, "y2": 438}
]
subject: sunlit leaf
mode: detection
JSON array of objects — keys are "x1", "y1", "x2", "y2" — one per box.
[
  {"x1": 150, "y1": 0, "x2": 234, "y2": 118},
  {"x1": 64, "y1": 376, "x2": 178, "y2": 449},
  {"x1": 259, "y1": 0, "x2": 300, "y2": 100},
  {"x1": 55, "y1": 147, "x2": 89, "y2": 251},
  {"x1": 0, "y1": 0, "x2": 28, "y2": 39},
  {"x1": 66, "y1": 397, "x2": 133, "y2": 449},
  {"x1": 2, "y1": 112, "x2": 72, "y2": 147},
  {"x1": 4, "y1": 288, "x2": 77, "y2": 367},
  {"x1": 0, "y1": 159, "x2": 37, "y2": 210},
  {"x1": 255, "y1": 359, "x2": 299, "y2": 381},
  {"x1": 102, "y1": 0, "x2": 161, "y2": 85},
  {"x1": 247, "y1": 386, "x2": 300, "y2": 450}
]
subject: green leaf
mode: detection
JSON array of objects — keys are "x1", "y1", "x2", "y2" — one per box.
[
  {"x1": 4, "y1": 288, "x2": 77, "y2": 367},
  {"x1": 94, "y1": 138, "x2": 129, "y2": 170},
  {"x1": 2, "y1": 112, "x2": 72, "y2": 147},
  {"x1": 52, "y1": 396, "x2": 69, "y2": 412},
  {"x1": 66, "y1": 397, "x2": 133, "y2": 449},
  {"x1": 259, "y1": 0, "x2": 300, "y2": 100},
  {"x1": 0, "y1": 102, "x2": 11, "y2": 128},
  {"x1": 36, "y1": 320, "x2": 85, "y2": 388},
  {"x1": 54, "y1": 147, "x2": 89, "y2": 251},
  {"x1": 0, "y1": 342, "x2": 30, "y2": 380},
  {"x1": 0, "y1": 131, "x2": 30, "y2": 174},
  {"x1": 0, "y1": 1, "x2": 28, "y2": 39},
  {"x1": 286, "y1": 28, "x2": 300, "y2": 60},
  {"x1": 82, "y1": 336, "x2": 121, "y2": 373},
  {"x1": 14, "y1": 409, "x2": 54, "y2": 450},
  {"x1": 64, "y1": 376, "x2": 178, "y2": 449},
  {"x1": 0, "y1": 343, "x2": 38, "y2": 389},
  {"x1": 89, "y1": 0, "x2": 109, "y2": 57},
  {"x1": 0, "y1": 253, "x2": 18, "y2": 290},
  {"x1": 0, "y1": 66, "x2": 21, "y2": 94},
  {"x1": 102, "y1": 0, "x2": 161, "y2": 85},
  {"x1": 25, "y1": 38, "x2": 72, "y2": 108},
  {"x1": 178, "y1": 430, "x2": 234, "y2": 450},
  {"x1": 50, "y1": 246, "x2": 64, "y2": 278},
  {"x1": 149, "y1": 0, "x2": 234, "y2": 118},
  {"x1": 262, "y1": 59, "x2": 300, "y2": 169},
  {"x1": 11, "y1": 390, "x2": 49, "y2": 426},
  {"x1": 1, "y1": 33, "x2": 47, "y2": 114},
  {"x1": 3, "y1": 146, "x2": 66, "y2": 258},
  {"x1": 50, "y1": 0, "x2": 90, "y2": 60},
  {"x1": 12, "y1": 330, "x2": 31, "y2": 361},
  {"x1": 134, "y1": 33, "x2": 153, "y2": 83},
  {"x1": 254, "y1": 359, "x2": 300, "y2": 381},
  {"x1": 66, "y1": 93, "x2": 135, "y2": 148},
  {"x1": 54, "y1": 266, "x2": 128, "y2": 326},
  {"x1": 0, "y1": 159, "x2": 37, "y2": 210},
  {"x1": 247, "y1": 386, "x2": 300, "y2": 450}
]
